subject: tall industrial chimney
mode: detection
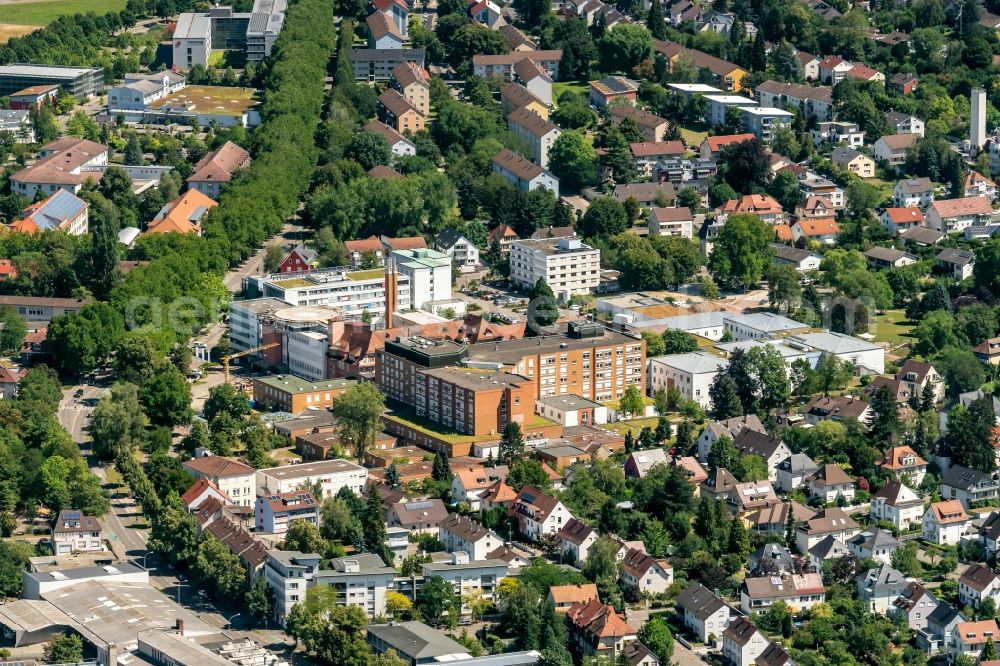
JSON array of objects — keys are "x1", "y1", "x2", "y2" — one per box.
[{"x1": 384, "y1": 257, "x2": 398, "y2": 330}]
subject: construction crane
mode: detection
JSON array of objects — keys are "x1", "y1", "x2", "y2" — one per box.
[{"x1": 221, "y1": 342, "x2": 280, "y2": 384}]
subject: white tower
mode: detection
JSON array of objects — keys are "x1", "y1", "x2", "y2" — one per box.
[{"x1": 972, "y1": 87, "x2": 987, "y2": 149}]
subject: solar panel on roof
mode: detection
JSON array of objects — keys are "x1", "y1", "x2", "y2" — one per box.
[{"x1": 405, "y1": 500, "x2": 435, "y2": 510}]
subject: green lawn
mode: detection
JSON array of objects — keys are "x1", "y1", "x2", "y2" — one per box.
[
  {"x1": 874, "y1": 309, "x2": 916, "y2": 346},
  {"x1": 600, "y1": 416, "x2": 661, "y2": 437},
  {"x1": 0, "y1": 0, "x2": 126, "y2": 25},
  {"x1": 552, "y1": 80, "x2": 590, "y2": 101},
  {"x1": 680, "y1": 128, "x2": 708, "y2": 146}
]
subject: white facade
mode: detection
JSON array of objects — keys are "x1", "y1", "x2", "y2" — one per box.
[
  {"x1": 172, "y1": 13, "x2": 211, "y2": 70},
  {"x1": 390, "y1": 248, "x2": 453, "y2": 311},
  {"x1": 741, "y1": 107, "x2": 793, "y2": 143},
  {"x1": 648, "y1": 352, "x2": 727, "y2": 409},
  {"x1": 922, "y1": 507, "x2": 968, "y2": 545},
  {"x1": 509, "y1": 237, "x2": 600, "y2": 300},
  {"x1": 870, "y1": 489, "x2": 923, "y2": 531},
  {"x1": 704, "y1": 95, "x2": 757, "y2": 127},
  {"x1": 256, "y1": 459, "x2": 368, "y2": 499},
  {"x1": 264, "y1": 550, "x2": 321, "y2": 624},
  {"x1": 437, "y1": 234, "x2": 480, "y2": 271},
  {"x1": 972, "y1": 88, "x2": 987, "y2": 149},
  {"x1": 255, "y1": 493, "x2": 320, "y2": 534},
  {"x1": 286, "y1": 330, "x2": 327, "y2": 381},
  {"x1": 423, "y1": 554, "x2": 509, "y2": 611},
  {"x1": 722, "y1": 621, "x2": 770, "y2": 666},
  {"x1": 313, "y1": 554, "x2": 396, "y2": 619}
]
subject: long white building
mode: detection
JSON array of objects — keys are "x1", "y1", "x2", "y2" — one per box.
[
  {"x1": 256, "y1": 459, "x2": 368, "y2": 499},
  {"x1": 648, "y1": 352, "x2": 728, "y2": 409}
]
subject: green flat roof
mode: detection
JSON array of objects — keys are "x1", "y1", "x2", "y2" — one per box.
[
  {"x1": 256, "y1": 375, "x2": 356, "y2": 393},
  {"x1": 271, "y1": 278, "x2": 312, "y2": 288},
  {"x1": 346, "y1": 269, "x2": 386, "y2": 281}
]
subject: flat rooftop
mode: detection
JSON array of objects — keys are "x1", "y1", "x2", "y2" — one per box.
[
  {"x1": 468, "y1": 329, "x2": 638, "y2": 365},
  {"x1": 258, "y1": 459, "x2": 365, "y2": 481},
  {"x1": 536, "y1": 394, "x2": 602, "y2": 410},
  {"x1": 0, "y1": 64, "x2": 101, "y2": 78},
  {"x1": 148, "y1": 86, "x2": 258, "y2": 117},
  {"x1": 25, "y1": 563, "x2": 145, "y2": 585},
  {"x1": 255, "y1": 375, "x2": 356, "y2": 394}
]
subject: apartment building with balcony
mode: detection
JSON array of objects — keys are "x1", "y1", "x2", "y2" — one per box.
[
  {"x1": 423, "y1": 552, "x2": 509, "y2": 612},
  {"x1": 265, "y1": 550, "x2": 321, "y2": 624},
  {"x1": 508, "y1": 237, "x2": 600, "y2": 299}
]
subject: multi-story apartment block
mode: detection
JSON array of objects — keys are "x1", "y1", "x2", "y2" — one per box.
[
  {"x1": 314, "y1": 554, "x2": 396, "y2": 619},
  {"x1": 609, "y1": 104, "x2": 670, "y2": 142},
  {"x1": 254, "y1": 491, "x2": 319, "y2": 534},
  {"x1": 508, "y1": 237, "x2": 599, "y2": 299},
  {"x1": 264, "y1": 550, "x2": 322, "y2": 624},
  {"x1": 468, "y1": 321, "x2": 646, "y2": 403},
  {"x1": 648, "y1": 352, "x2": 728, "y2": 410},
  {"x1": 423, "y1": 552, "x2": 509, "y2": 612},
  {"x1": 740, "y1": 106, "x2": 793, "y2": 143},
  {"x1": 376, "y1": 89, "x2": 425, "y2": 135},
  {"x1": 10, "y1": 137, "x2": 108, "y2": 200},
  {"x1": 438, "y1": 514, "x2": 503, "y2": 559},
  {"x1": 492, "y1": 148, "x2": 560, "y2": 197},
  {"x1": 472, "y1": 50, "x2": 562, "y2": 80},
  {"x1": 389, "y1": 247, "x2": 452, "y2": 310},
  {"x1": 256, "y1": 459, "x2": 367, "y2": 499},
  {"x1": 349, "y1": 48, "x2": 425, "y2": 82},
  {"x1": 506, "y1": 108, "x2": 560, "y2": 168},
  {"x1": 754, "y1": 81, "x2": 834, "y2": 121},
  {"x1": 389, "y1": 62, "x2": 430, "y2": 116}
]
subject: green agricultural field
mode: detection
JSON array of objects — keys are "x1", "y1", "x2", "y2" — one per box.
[
  {"x1": 1, "y1": 0, "x2": 126, "y2": 25},
  {"x1": 0, "y1": 0, "x2": 126, "y2": 26}
]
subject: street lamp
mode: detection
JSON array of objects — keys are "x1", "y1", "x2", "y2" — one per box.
[
  {"x1": 227, "y1": 613, "x2": 241, "y2": 630},
  {"x1": 176, "y1": 583, "x2": 188, "y2": 604},
  {"x1": 138, "y1": 552, "x2": 150, "y2": 570}
]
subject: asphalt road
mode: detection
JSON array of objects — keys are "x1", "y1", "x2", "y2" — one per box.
[{"x1": 58, "y1": 383, "x2": 150, "y2": 557}]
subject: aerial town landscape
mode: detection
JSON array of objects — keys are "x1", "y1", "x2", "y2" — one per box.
[{"x1": 5, "y1": 0, "x2": 1000, "y2": 664}]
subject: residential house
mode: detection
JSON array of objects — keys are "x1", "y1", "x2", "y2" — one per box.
[
  {"x1": 372, "y1": 0, "x2": 408, "y2": 38},
  {"x1": 182, "y1": 455, "x2": 256, "y2": 506},
  {"x1": 435, "y1": 228, "x2": 480, "y2": 271},
  {"x1": 891, "y1": 582, "x2": 939, "y2": 633},
  {"x1": 623, "y1": 642, "x2": 661, "y2": 666},
  {"x1": 896, "y1": 360, "x2": 944, "y2": 405},
  {"x1": 919, "y1": 604, "x2": 968, "y2": 655},
  {"x1": 422, "y1": 552, "x2": 509, "y2": 612},
  {"x1": 654, "y1": 40, "x2": 747, "y2": 91},
  {"x1": 848, "y1": 528, "x2": 901, "y2": 564},
  {"x1": 791, "y1": 218, "x2": 840, "y2": 244},
  {"x1": 565, "y1": 598, "x2": 637, "y2": 658},
  {"x1": 740, "y1": 107, "x2": 793, "y2": 143},
  {"x1": 748, "y1": 500, "x2": 816, "y2": 537},
  {"x1": 818, "y1": 56, "x2": 853, "y2": 83},
  {"x1": 718, "y1": 194, "x2": 784, "y2": 224},
  {"x1": 893, "y1": 177, "x2": 934, "y2": 208},
  {"x1": 864, "y1": 247, "x2": 917, "y2": 269},
  {"x1": 796, "y1": 507, "x2": 861, "y2": 554},
  {"x1": 741, "y1": 573, "x2": 826, "y2": 614},
  {"x1": 966, "y1": 170, "x2": 998, "y2": 201},
  {"x1": 376, "y1": 89, "x2": 425, "y2": 135},
  {"x1": 181, "y1": 477, "x2": 230, "y2": 511},
  {"x1": 513, "y1": 485, "x2": 572, "y2": 541},
  {"x1": 620, "y1": 548, "x2": 673, "y2": 599},
  {"x1": 733, "y1": 429, "x2": 792, "y2": 482},
  {"x1": 808, "y1": 535, "x2": 850, "y2": 570},
  {"x1": 880, "y1": 207, "x2": 925, "y2": 235},
  {"x1": 438, "y1": 513, "x2": 502, "y2": 560},
  {"x1": 805, "y1": 464, "x2": 856, "y2": 503},
  {"x1": 472, "y1": 50, "x2": 562, "y2": 81},
  {"x1": 696, "y1": 414, "x2": 766, "y2": 461},
  {"x1": 722, "y1": 618, "x2": 770, "y2": 666},
  {"x1": 922, "y1": 500, "x2": 969, "y2": 545},
  {"x1": 728, "y1": 480, "x2": 778, "y2": 514},
  {"x1": 676, "y1": 582, "x2": 732, "y2": 644},
  {"x1": 857, "y1": 563, "x2": 908, "y2": 614},
  {"x1": 959, "y1": 563, "x2": 1000, "y2": 609},
  {"x1": 265, "y1": 550, "x2": 322, "y2": 624},
  {"x1": 885, "y1": 111, "x2": 925, "y2": 137},
  {"x1": 776, "y1": 453, "x2": 819, "y2": 492},
  {"x1": 983, "y1": 512, "x2": 1000, "y2": 559},
  {"x1": 926, "y1": 197, "x2": 993, "y2": 233},
  {"x1": 940, "y1": 465, "x2": 1000, "y2": 508},
  {"x1": 386, "y1": 499, "x2": 449, "y2": 535},
  {"x1": 313, "y1": 553, "x2": 396, "y2": 619},
  {"x1": 802, "y1": 395, "x2": 871, "y2": 425},
  {"x1": 549, "y1": 583, "x2": 600, "y2": 612},
  {"x1": 771, "y1": 245, "x2": 822, "y2": 272},
  {"x1": 276, "y1": 244, "x2": 315, "y2": 273},
  {"x1": 615, "y1": 182, "x2": 677, "y2": 209},
  {"x1": 507, "y1": 108, "x2": 560, "y2": 167},
  {"x1": 450, "y1": 465, "x2": 509, "y2": 510},
  {"x1": 889, "y1": 73, "x2": 919, "y2": 95},
  {"x1": 936, "y1": 248, "x2": 976, "y2": 281},
  {"x1": 950, "y1": 620, "x2": 1000, "y2": 662},
  {"x1": 976, "y1": 338, "x2": 1000, "y2": 366},
  {"x1": 559, "y1": 517, "x2": 598, "y2": 566},
  {"x1": 749, "y1": 543, "x2": 797, "y2": 575},
  {"x1": 51, "y1": 510, "x2": 103, "y2": 554},
  {"x1": 623, "y1": 448, "x2": 669, "y2": 479},
  {"x1": 468, "y1": 0, "x2": 505, "y2": 28},
  {"x1": 699, "y1": 133, "x2": 755, "y2": 159},
  {"x1": 811, "y1": 121, "x2": 864, "y2": 148},
  {"x1": 873, "y1": 134, "x2": 917, "y2": 167},
  {"x1": 870, "y1": 480, "x2": 924, "y2": 531},
  {"x1": 187, "y1": 140, "x2": 250, "y2": 199},
  {"x1": 366, "y1": 12, "x2": 404, "y2": 49},
  {"x1": 487, "y1": 223, "x2": 519, "y2": 255},
  {"x1": 830, "y1": 148, "x2": 875, "y2": 178}
]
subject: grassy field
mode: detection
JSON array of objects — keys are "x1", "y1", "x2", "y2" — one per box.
[
  {"x1": 873, "y1": 308, "x2": 916, "y2": 346},
  {"x1": 0, "y1": 0, "x2": 126, "y2": 26},
  {"x1": 552, "y1": 80, "x2": 589, "y2": 100},
  {"x1": 681, "y1": 128, "x2": 708, "y2": 146},
  {"x1": 600, "y1": 416, "x2": 660, "y2": 437}
]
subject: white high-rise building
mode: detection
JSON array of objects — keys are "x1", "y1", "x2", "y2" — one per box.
[
  {"x1": 972, "y1": 88, "x2": 987, "y2": 149},
  {"x1": 509, "y1": 237, "x2": 601, "y2": 300}
]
